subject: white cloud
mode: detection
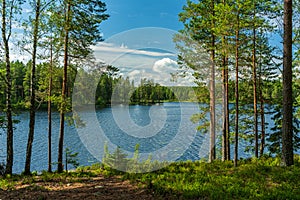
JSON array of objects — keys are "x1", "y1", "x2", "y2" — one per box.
[
  {"x1": 153, "y1": 58, "x2": 178, "y2": 73},
  {"x1": 93, "y1": 42, "x2": 175, "y2": 60},
  {"x1": 93, "y1": 42, "x2": 114, "y2": 48},
  {"x1": 118, "y1": 57, "x2": 196, "y2": 87},
  {"x1": 93, "y1": 42, "x2": 177, "y2": 80}
]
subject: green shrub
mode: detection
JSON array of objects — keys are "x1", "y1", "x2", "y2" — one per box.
[
  {"x1": 119, "y1": 157, "x2": 300, "y2": 199},
  {"x1": 0, "y1": 179, "x2": 15, "y2": 190}
]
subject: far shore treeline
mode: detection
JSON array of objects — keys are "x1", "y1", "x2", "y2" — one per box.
[{"x1": 0, "y1": 60, "x2": 287, "y2": 108}]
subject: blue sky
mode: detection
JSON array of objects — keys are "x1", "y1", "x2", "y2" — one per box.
[
  {"x1": 93, "y1": 0, "x2": 198, "y2": 86},
  {"x1": 100, "y1": 0, "x2": 186, "y2": 38},
  {"x1": 14, "y1": 0, "x2": 197, "y2": 86}
]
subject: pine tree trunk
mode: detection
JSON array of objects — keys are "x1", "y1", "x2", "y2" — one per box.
[
  {"x1": 252, "y1": 6, "x2": 259, "y2": 158},
  {"x1": 259, "y1": 99, "x2": 265, "y2": 156},
  {"x1": 222, "y1": 54, "x2": 230, "y2": 161},
  {"x1": 258, "y1": 30, "x2": 265, "y2": 157},
  {"x1": 282, "y1": 0, "x2": 293, "y2": 166},
  {"x1": 222, "y1": 54, "x2": 227, "y2": 161},
  {"x1": 24, "y1": 0, "x2": 40, "y2": 175},
  {"x1": 210, "y1": 52, "x2": 216, "y2": 162},
  {"x1": 58, "y1": 1, "x2": 71, "y2": 173},
  {"x1": 234, "y1": 11, "x2": 240, "y2": 168},
  {"x1": 225, "y1": 57, "x2": 230, "y2": 160},
  {"x1": 2, "y1": 0, "x2": 13, "y2": 175},
  {"x1": 221, "y1": 0, "x2": 230, "y2": 159},
  {"x1": 209, "y1": 0, "x2": 216, "y2": 162},
  {"x1": 221, "y1": 0, "x2": 226, "y2": 161},
  {"x1": 48, "y1": 36, "x2": 53, "y2": 173}
]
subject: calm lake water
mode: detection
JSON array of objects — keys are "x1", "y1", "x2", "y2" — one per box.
[{"x1": 0, "y1": 102, "x2": 275, "y2": 174}]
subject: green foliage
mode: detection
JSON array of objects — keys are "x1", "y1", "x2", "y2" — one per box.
[
  {"x1": 122, "y1": 157, "x2": 300, "y2": 199},
  {"x1": 102, "y1": 144, "x2": 168, "y2": 174},
  {"x1": 97, "y1": 74, "x2": 206, "y2": 106},
  {"x1": 0, "y1": 157, "x2": 299, "y2": 199},
  {"x1": 0, "y1": 179, "x2": 15, "y2": 190},
  {"x1": 268, "y1": 105, "x2": 300, "y2": 155},
  {"x1": 102, "y1": 145, "x2": 128, "y2": 172},
  {"x1": 45, "y1": 0, "x2": 109, "y2": 62},
  {"x1": 0, "y1": 58, "x2": 290, "y2": 111},
  {"x1": 191, "y1": 104, "x2": 210, "y2": 135},
  {"x1": 65, "y1": 147, "x2": 79, "y2": 173},
  {"x1": 130, "y1": 79, "x2": 177, "y2": 104}
]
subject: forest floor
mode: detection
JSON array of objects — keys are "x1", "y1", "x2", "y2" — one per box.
[
  {"x1": 0, "y1": 174, "x2": 158, "y2": 200},
  {"x1": 1, "y1": 157, "x2": 300, "y2": 199}
]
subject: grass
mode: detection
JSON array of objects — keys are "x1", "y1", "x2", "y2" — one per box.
[
  {"x1": 121, "y1": 156, "x2": 300, "y2": 199},
  {"x1": 0, "y1": 157, "x2": 300, "y2": 199}
]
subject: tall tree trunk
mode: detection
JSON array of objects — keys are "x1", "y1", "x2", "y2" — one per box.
[
  {"x1": 2, "y1": 0, "x2": 14, "y2": 175},
  {"x1": 252, "y1": 4, "x2": 259, "y2": 158},
  {"x1": 258, "y1": 30, "x2": 265, "y2": 157},
  {"x1": 222, "y1": 54, "x2": 227, "y2": 161},
  {"x1": 209, "y1": 0, "x2": 216, "y2": 162},
  {"x1": 225, "y1": 57, "x2": 230, "y2": 160},
  {"x1": 259, "y1": 98, "x2": 265, "y2": 156},
  {"x1": 222, "y1": 48, "x2": 230, "y2": 161},
  {"x1": 24, "y1": 0, "x2": 41, "y2": 175},
  {"x1": 222, "y1": 0, "x2": 230, "y2": 161},
  {"x1": 221, "y1": 0, "x2": 227, "y2": 162},
  {"x1": 48, "y1": 35, "x2": 53, "y2": 173},
  {"x1": 234, "y1": 9, "x2": 240, "y2": 168},
  {"x1": 58, "y1": 1, "x2": 71, "y2": 173},
  {"x1": 282, "y1": 0, "x2": 293, "y2": 166}
]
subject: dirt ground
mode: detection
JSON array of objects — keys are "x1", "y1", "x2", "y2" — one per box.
[{"x1": 0, "y1": 175, "x2": 159, "y2": 200}]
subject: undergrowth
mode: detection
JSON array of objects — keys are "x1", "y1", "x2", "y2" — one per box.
[
  {"x1": 0, "y1": 154, "x2": 300, "y2": 199},
  {"x1": 121, "y1": 156, "x2": 300, "y2": 199}
]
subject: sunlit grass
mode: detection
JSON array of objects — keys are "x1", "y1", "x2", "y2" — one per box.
[
  {"x1": 0, "y1": 156, "x2": 300, "y2": 199},
  {"x1": 121, "y1": 156, "x2": 300, "y2": 199}
]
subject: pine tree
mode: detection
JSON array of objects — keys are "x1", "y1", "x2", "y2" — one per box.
[
  {"x1": 52, "y1": 0, "x2": 108, "y2": 172},
  {"x1": 176, "y1": 0, "x2": 217, "y2": 162},
  {"x1": 282, "y1": 0, "x2": 294, "y2": 166},
  {"x1": 1, "y1": 0, "x2": 23, "y2": 175},
  {"x1": 24, "y1": 0, "x2": 42, "y2": 175}
]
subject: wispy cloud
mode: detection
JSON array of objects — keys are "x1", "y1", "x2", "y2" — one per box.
[
  {"x1": 93, "y1": 42, "x2": 175, "y2": 58},
  {"x1": 93, "y1": 41, "x2": 195, "y2": 87}
]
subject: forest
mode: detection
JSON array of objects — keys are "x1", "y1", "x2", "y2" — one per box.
[{"x1": 0, "y1": 0, "x2": 300, "y2": 199}]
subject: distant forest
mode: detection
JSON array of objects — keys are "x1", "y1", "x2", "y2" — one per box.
[{"x1": 0, "y1": 61, "x2": 286, "y2": 108}]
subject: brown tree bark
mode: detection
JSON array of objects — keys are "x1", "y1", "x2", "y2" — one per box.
[
  {"x1": 2, "y1": 0, "x2": 14, "y2": 175},
  {"x1": 222, "y1": 51, "x2": 230, "y2": 161},
  {"x1": 234, "y1": 10, "x2": 240, "y2": 168},
  {"x1": 58, "y1": 0, "x2": 71, "y2": 173},
  {"x1": 48, "y1": 35, "x2": 53, "y2": 173},
  {"x1": 209, "y1": 0, "x2": 216, "y2": 163},
  {"x1": 282, "y1": 0, "x2": 294, "y2": 166},
  {"x1": 258, "y1": 30, "x2": 265, "y2": 157},
  {"x1": 222, "y1": 54, "x2": 227, "y2": 162},
  {"x1": 225, "y1": 57, "x2": 230, "y2": 161},
  {"x1": 24, "y1": 0, "x2": 41, "y2": 175},
  {"x1": 252, "y1": 5, "x2": 259, "y2": 158},
  {"x1": 221, "y1": 0, "x2": 229, "y2": 162},
  {"x1": 259, "y1": 99, "x2": 265, "y2": 156}
]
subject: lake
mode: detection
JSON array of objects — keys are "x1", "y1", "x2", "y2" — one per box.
[{"x1": 0, "y1": 102, "x2": 273, "y2": 174}]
